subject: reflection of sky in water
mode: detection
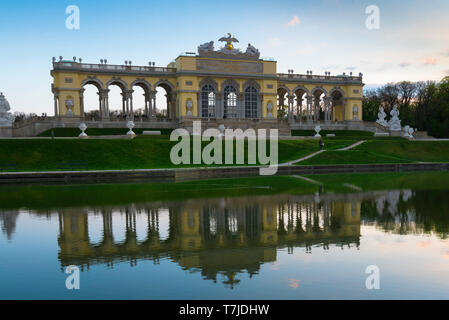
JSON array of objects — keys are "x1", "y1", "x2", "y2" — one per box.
[{"x1": 1, "y1": 189, "x2": 449, "y2": 299}]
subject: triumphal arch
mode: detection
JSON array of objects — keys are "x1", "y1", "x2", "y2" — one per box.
[{"x1": 51, "y1": 34, "x2": 364, "y2": 134}]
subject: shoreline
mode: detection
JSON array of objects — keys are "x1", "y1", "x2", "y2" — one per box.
[{"x1": 0, "y1": 162, "x2": 447, "y2": 185}]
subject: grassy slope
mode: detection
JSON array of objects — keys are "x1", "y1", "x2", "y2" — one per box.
[
  {"x1": 0, "y1": 137, "x2": 353, "y2": 171},
  {"x1": 300, "y1": 140, "x2": 449, "y2": 165},
  {"x1": 1, "y1": 172, "x2": 448, "y2": 210}
]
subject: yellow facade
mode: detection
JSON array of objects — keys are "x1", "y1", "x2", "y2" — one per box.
[{"x1": 50, "y1": 36, "x2": 364, "y2": 127}]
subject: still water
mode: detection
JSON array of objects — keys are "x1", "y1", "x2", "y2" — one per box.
[{"x1": 1, "y1": 185, "x2": 449, "y2": 299}]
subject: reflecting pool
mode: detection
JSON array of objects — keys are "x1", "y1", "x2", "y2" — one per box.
[{"x1": 1, "y1": 177, "x2": 449, "y2": 299}]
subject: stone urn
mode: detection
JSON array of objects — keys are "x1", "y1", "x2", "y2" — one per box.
[
  {"x1": 126, "y1": 120, "x2": 136, "y2": 136},
  {"x1": 218, "y1": 124, "x2": 225, "y2": 137},
  {"x1": 314, "y1": 125, "x2": 322, "y2": 137},
  {"x1": 79, "y1": 122, "x2": 88, "y2": 138}
]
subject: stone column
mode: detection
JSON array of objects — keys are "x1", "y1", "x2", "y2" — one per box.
[
  {"x1": 342, "y1": 98, "x2": 347, "y2": 122},
  {"x1": 287, "y1": 94, "x2": 294, "y2": 123},
  {"x1": 98, "y1": 89, "x2": 109, "y2": 120},
  {"x1": 53, "y1": 91, "x2": 59, "y2": 117},
  {"x1": 324, "y1": 96, "x2": 331, "y2": 123},
  {"x1": 79, "y1": 89, "x2": 85, "y2": 119},
  {"x1": 149, "y1": 90, "x2": 157, "y2": 117},
  {"x1": 297, "y1": 96, "x2": 303, "y2": 124},
  {"x1": 128, "y1": 90, "x2": 134, "y2": 120},
  {"x1": 306, "y1": 96, "x2": 313, "y2": 123},
  {"x1": 313, "y1": 97, "x2": 319, "y2": 122},
  {"x1": 144, "y1": 92, "x2": 151, "y2": 119},
  {"x1": 238, "y1": 92, "x2": 244, "y2": 118},
  {"x1": 216, "y1": 93, "x2": 223, "y2": 119}
]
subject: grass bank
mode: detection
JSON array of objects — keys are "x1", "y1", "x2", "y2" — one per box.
[
  {"x1": 0, "y1": 137, "x2": 354, "y2": 172},
  {"x1": 300, "y1": 140, "x2": 449, "y2": 165}
]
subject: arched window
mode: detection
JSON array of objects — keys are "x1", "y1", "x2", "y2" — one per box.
[
  {"x1": 201, "y1": 85, "x2": 215, "y2": 118},
  {"x1": 245, "y1": 86, "x2": 258, "y2": 118},
  {"x1": 224, "y1": 85, "x2": 237, "y2": 118}
]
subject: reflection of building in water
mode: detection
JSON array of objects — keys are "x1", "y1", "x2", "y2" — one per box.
[
  {"x1": 56, "y1": 195, "x2": 361, "y2": 287},
  {"x1": 0, "y1": 210, "x2": 20, "y2": 240}
]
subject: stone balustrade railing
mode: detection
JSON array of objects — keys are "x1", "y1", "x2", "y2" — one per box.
[
  {"x1": 53, "y1": 61, "x2": 177, "y2": 74},
  {"x1": 277, "y1": 73, "x2": 363, "y2": 83}
]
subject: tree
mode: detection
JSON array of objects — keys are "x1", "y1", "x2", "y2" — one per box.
[
  {"x1": 362, "y1": 90, "x2": 381, "y2": 121},
  {"x1": 378, "y1": 83, "x2": 399, "y2": 112}
]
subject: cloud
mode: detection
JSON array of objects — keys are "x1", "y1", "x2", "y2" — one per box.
[
  {"x1": 399, "y1": 62, "x2": 411, "y2": 68},
  {"x1": 287, "y1": 16, "x2": 300, "y2": 27},
  {"x1": 444, "y1": 70, "x2": 449, "y2": 75},
  {"x1": 346, "y1": 66, "x2": 357, "y2": 71},
  {"x1": 288, "y1": 278, "x2": 300, "y2": 289},
  {"x1": 423, "y1": 57, "x2": 437, "y2": 65}
]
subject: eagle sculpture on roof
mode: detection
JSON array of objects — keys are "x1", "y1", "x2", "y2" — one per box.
[{"x1": 219, "y1": 33, "x2": 239, "y2": 51}]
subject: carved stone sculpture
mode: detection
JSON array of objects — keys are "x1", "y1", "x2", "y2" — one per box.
[
  {"x1": 0, "y1": 92, "x2": 15, "y2": 127},
  {"x1": 376, "y1": 106, "x2": 388, "y2": 127},
  {"x1": 388, "y1": 105, "x2": 402, "y2": 131}
]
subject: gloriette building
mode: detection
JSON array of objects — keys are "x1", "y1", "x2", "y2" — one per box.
[{"x1": 50, "y1": 34, "x2": 364, "y2": 135}]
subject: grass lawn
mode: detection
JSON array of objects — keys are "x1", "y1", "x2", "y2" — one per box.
[
  {"x1": 300, "y1": 140, "x2": 449, "y2": 165},
  {"x1": 1, "y1": 172, "x2": 448, "y2": 210},
  {"x1": 0, "y1": 137, "x2": 353, "y2": 171}
]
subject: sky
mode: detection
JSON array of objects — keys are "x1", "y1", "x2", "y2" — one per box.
[{"x1": 1, "y1": 0, "x2": 449, "y2": 114}]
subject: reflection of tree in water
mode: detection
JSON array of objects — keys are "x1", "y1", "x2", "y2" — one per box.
[
  {"x1": 361, "y1": 190, "x2": 449, "y2": 239},
  {"x1": 0, "y1": 211, "x2": 20, "y2": 240}
]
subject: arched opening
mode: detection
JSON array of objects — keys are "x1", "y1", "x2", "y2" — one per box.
[
  {"x1": 131, "y1": 86, "x2": 146, "y2": 121},
  {"x1": 293, "y1": 89, "x2": 307, "y2": 122},
  {"x1": 81, "y1": 79, "x2": 103, "y2": 120},
  {"x1": 201, "y1": 84, "x2": 216, "y2": 118},
  {"x1": 107, "y1": 85, "x2": 124, "y2": 120},
  {"x1": 223, "y1": 85, "x2": 238, "y2": 119},
  {"x1": 244, "y1": 86, "x2": 258, "y2": 119},
  {"x1": 131, "y1": 80, "x2": 152, "y2": 120},
  {"x1": 312, "y1": 88, "x2": 326, "y2": 122},
  {"x1": 107, "y1": 80, "x2": 128, "y2": 120},
  {"x1": 155, "y1": 82, "x2": 174, "y2": 119},
  {"x1": 277, "y1": 87, "x2": 289, "y2": 120}
]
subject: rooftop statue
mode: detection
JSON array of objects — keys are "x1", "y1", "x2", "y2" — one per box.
[
  {"x1": 219, "y1": 33, "x2": 239, "y2": 51},
  {"x1": 197, "y1": 34, "x2": 261, "y2": 60},
  {"x1": 0, "y1": 92, "x2": 15, "y2": 127},
  {"x1": 198, "y1": 41, "x2": 214, "y2": 54},
  {"x1": 245, "y1": 43, "x2": 260, "y2": 59}
]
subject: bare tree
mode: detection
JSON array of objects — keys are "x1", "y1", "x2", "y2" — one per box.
[{"x1": 378, "y1": 83, "x2": 399, "y2": 112}]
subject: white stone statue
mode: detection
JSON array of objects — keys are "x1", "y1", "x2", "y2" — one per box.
[
  {"x1": 403, "y1": 125, "x2": 411, "y2": 137},
  {"x1": 126, "y1": 121, "x2": 136, "y2": 136},
  {"x1": 388, "y1": 105, "x2": 402, "y2": 131},
  {"x1": 376, "y1": 106, "x2": 388, "y2": 127},
  {"x1": 65, "y1": 99, "x2": 74, "y2": 116},
  {"x1": 198, "y1": 41, "x2": 214, "y2": 54},
  {"x1": 245, "y1": 43, "x2": 260, "y2": 58},
  {"x1": 267, "y1": 103, "x2": 273, "y2": 118},
  {"x1": 314, "y1": 125, "x2": 322, "y2": 137},
  {"x1": 0, "y1": 92, "x2": 15, "y2": 127},
  {"x1": 79, "y1": 122, "x2": 88, "y2": 138},
  {"x1": 186, "y1": 100, "x2": 193, "y2": 116}
]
